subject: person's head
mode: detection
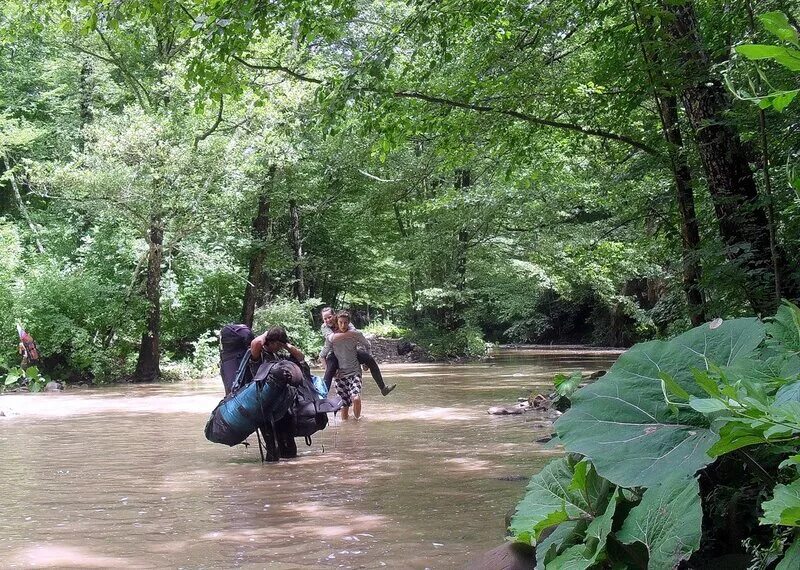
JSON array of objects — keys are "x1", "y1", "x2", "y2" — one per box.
[
  {"x1": 336, "y1": 311, "x2": 351, "y2": 332},
  {"x1": 264, "y1": 325, "x2": 289, "y2": 353},
  {"x1": 321, "y1": 307, "x2": 336, "y2": 328}
]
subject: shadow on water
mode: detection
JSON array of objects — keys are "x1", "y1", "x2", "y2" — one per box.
[{"x1": 0, "y1": 347, "x2": 621, "y2": 569}]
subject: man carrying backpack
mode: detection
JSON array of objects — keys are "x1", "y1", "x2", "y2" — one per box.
[{"x1": 248, "y1": 326, "x2": 306, "y2": 461}]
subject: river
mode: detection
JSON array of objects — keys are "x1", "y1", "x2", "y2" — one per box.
[{"x1": 0, "y1": 347, "x2": 621, "y2": 569}]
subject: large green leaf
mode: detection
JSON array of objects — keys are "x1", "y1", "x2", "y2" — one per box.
[
  {"x1": 776, "y1": 381, "x2": 800, "y2": 405},
  {"x1": 535, "y1": 521, "x2": 586, "y2": 570},
  {"x1": 556, "y1": 318, "x2": 764, "y2": 487},
  {"x1": 617, "y1": 476, "x2": 702, "y2": 570},
  {"x1": 510, "y1": 457, "x2": 613, "y2": 545},
  {"x1": 761, "y1": 479, "x2": 800, "y2": 527},
  {"x1": 736, "y1": 45, "x2": 800, "y2": 71},
  {"x1": 546, "y1": 489, "x2": 620, "y2": 570},
  {"x1": 767, "y1": 302, "x2": 800, "y2": 354},
  {"x1": 777, "y1": 537, "x2": 800, "y2": 570},
  {"x1": 760, "y1": 11, "x2": 799, "y2": 46}
]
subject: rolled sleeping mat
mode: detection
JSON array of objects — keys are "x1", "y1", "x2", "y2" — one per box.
[{"x1": 205, "y1": 360, "x2": 298, "y2": 446}]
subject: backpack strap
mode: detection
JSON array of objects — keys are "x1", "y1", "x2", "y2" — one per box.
[
  {"x1": 230, "y1": 349, "x2": 253, "y2": 393},
  {"x1": 254, "y1": 361, "x2": 282, "y2": 463}
]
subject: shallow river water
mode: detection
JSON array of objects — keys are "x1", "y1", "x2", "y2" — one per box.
[{"x1": 0, "y1": 347, "x2": 620, "y2": 569}]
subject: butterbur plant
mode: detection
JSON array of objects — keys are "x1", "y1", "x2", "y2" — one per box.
[
  {"x1": 510, "y1": 301, "x2": 800, "y2": 569},
  {"x1": 3, "y1": 365, "x2": 47, "y2": 393}
]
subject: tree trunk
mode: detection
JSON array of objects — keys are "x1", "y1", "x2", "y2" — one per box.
[
  {"x1": 448, "y1": 169, "x2": 471, "y2": 330},
  {"x1": 241, "y1": 166, "x2": 276, "y2": 327},
  {"x1": 289, "y1": 199, "x2": 306, "y2": 301},
  {"x1": 658, "y1": 95, "x2": 706, "y2": 326},
  {"x1": 759, "y1": 109, "x2": 782, "y2": 301},
  {"x1": 393, "y1": 201, "x2": 420, "y2": 315},
  {"x1": 3, "y1": 154, "x2": 44, "y2": 253},
  {"x1": 454, "y1": 169, "x2": 470, "y2": 293},
  {"x1": 79, "y1": 57, "x2": 93, "y2": 151},
  {"x1": 631, "y1": 2, "x2": 707, "y2": 325},
  {"x1": 664, "y1": 1, "x2": 783, "y2": 315},
  {"x1": 134, "y1": 216, "x2": 163, "y2": 382}
]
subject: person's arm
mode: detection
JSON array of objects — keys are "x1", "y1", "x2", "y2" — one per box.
[
  {"x1": 250, "y1": 332, "x2": 268, "y2": 361},
  {"x1": 284, "y1": 342, "x2": 305, "y2": 363},
  {"x1": 330, "y1": 330, "x2": 359, "y2": 342},
  {"x1": 319, "y1": 338, "x2": 332, "y2": 362}
]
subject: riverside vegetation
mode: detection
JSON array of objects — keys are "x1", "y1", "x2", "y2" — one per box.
[{"x1": 511, "y1": 301, "x2": 800, "y2": 568}]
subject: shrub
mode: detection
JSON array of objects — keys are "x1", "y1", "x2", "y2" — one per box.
[
  {"x1": 363, "y1": 319, "x2": 408, "y2": 339},
  {"x1": 252, "y1": 297, "x2": 323, "y2": 358},
  {"x1": 14, "y1": 267, "x2": 141, "y2": 382},
  {"x1": 410, "y1": 324, "x2": 486, "y2": 359},
  {"x1": 160, "y1": 268, "x2": 243, "y2": 357},
  {"x1": 510, "y1": 301, "x2": 800, "y2": 568}
]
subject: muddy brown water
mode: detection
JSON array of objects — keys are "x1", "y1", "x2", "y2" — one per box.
[{"x1": 0, "y1": 347, "x2": 620, "y2": 569}]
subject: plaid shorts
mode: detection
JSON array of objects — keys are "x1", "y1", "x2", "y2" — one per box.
[{"x1": 334, "y1": 372, "x2": 363, "y2": 407}]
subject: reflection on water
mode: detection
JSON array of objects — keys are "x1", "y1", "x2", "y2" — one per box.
[{"x1": 0, "y1": 347, "x2": 621, "y2": 569}]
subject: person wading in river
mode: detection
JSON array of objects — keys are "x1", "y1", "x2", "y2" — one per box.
[
  {"x1": 319, "y1": 307, "x2": 396, "y2": 396},
  {"x1": 249, "y1": 326, "x2": 306, "y2": 460},
  {"x1": 326, "y1": 311, "x2": 373, "y2": 420}
]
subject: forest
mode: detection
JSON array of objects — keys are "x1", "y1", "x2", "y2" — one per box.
[{"x1": 0, "y1": 0, "x2": 798, "y2": 383}]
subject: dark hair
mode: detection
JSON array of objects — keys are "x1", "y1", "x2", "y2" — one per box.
[
  {"x1": 336, "y1": 311, "x2": 351, "y2": 321},
  {"x1": 264, "y1": 325, "x2": 289, "y2": 344}
]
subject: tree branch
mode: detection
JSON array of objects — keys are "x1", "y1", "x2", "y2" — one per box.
[
  {"x1": 95, "y1": 27, "x2": 153, "y2": 108},
  {"x1": 232, "y1": 58, "x2": 658, "y2": 155},
  {"x1": 357, "y1": 169, "x2": 402, "y2": 183},
  {"x1": 232, "y1": 54, "x2": 323, "y2": 84},
  {"x1": 65, "y1": 41, "x2": 116, "y2": 66},
  {"x1": 389, "y1": 90, "x2": 657, "y2": 154},
  {"x1": 194, "y1": 97, "x2": 224, "y2": 148}
]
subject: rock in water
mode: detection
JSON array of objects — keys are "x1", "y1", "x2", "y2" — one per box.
[
  {"x1": 488, "y1": 406, "x2": 524, "y2": 415},
  {"x1": 465, "y1": 542, "x2": 536, "y2": 570}
]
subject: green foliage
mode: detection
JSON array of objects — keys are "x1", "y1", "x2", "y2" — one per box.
[
  {"x1": 511, "y1": 302, "x2": 800, "y2": 568},
  {"x1": 2, "y1": 365, "x2": 47, "y2": 392},
  {"x1": 557, "y1": 317, "x2": 764, "y2": 487},
  {"x1": 553, "y1": 371, "x2": 582, "y2": 399},
  {"x1": 762, "y1": 480, "x2": 800, "y2": 527},
  {"x1": 252, "y1": 297, "x2": 323, "y2": 358},
  {"x1": 509, "y1": 456, "x2": 614, "y2": 546},
  {"x1": 161, "y1": 268, "x2": 244, "y2": 354},
  {"x1": 767, "y1": 301, "x2": 800, "y2": 354},
  {"x1": 190, "y1": 331, "x2": 221, "y2": 375},
  {"x1": 15, "y1": 267, "x2": 140, "y2": 381},
  {"x1": 733, "y1": 11, "x2": 800, "y2": 112},
  {"x1": 362, "y1": 319, "x2": 407, "y2": 339},
  {"x1": 616, "y1": 476, "x2": 703, "y2": 569},
  {"x1": 1, "y1": 0, "x2": 797, "y2": 383},
  {"x1": 409, "y1": 324, "x2": 486, "y2": 359}
]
